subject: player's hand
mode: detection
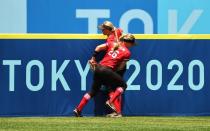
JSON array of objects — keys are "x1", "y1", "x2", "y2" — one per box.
[{"x1": 89, "y1": 57, "x2": 97, "y2": 71}]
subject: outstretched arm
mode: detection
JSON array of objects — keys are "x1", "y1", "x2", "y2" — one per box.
[
  {"x1": 90, "y1": 43, "x2": 107, "y2": 61},
  {"x1": 89, "y1": 43, "x2": 108, "y2": 70},
  {"x1": 95, "y1": 44, "x2": 107, "y2": 52}
]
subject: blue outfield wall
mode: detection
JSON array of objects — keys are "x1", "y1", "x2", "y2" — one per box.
[
  {"x1": 0, "y1": 34, "x2": 210, "y2": 116},
  {"x1": 1, "y1": 0, "x2": 210, "y2": 34}
]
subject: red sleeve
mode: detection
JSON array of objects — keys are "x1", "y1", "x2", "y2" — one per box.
[
  {"x1": 105, "y1": 41, "x2": 114, "y2": 49},
  {"x1": 124, "y1": 52, "x2": 131, "y2": 61},
  {"x1": 106, "y1": 28, "x2": 123, "y2": 43},
  {"x1": 106, "y1": 35, "x2": 115, "y2": 43},
  {"x1": 116, "y1": 28, "x2": 123, "y2": 38}
]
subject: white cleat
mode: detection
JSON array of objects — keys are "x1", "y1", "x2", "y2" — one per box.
[{"x1": 105, "y1": 101, "x2": 117, "y2": 113}]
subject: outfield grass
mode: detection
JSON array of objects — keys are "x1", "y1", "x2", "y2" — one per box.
[{"x1": 0, "y1": 117, "x2": 210, "y2": 131}]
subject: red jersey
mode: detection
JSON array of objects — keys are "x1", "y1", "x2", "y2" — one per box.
[
  {"x1": 106, "y1": 28, "x2": 123, "y2": 43},
  {"x1": 100, "y1": 42, "x2": 131, "y2": 70}
]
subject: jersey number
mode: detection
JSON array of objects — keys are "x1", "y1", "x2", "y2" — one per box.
[{"x1": 108, "y1": 51, "x2": 119, "y2": 58}]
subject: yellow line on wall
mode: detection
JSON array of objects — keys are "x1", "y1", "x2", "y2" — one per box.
[
  {"x1": 134, "y1": 34, "x2": 210, "y2": 39},
  {"x1": 0, "y1": 34, "x2": 210, "y2": 39},
  {"x1": 0, "y1": 34, "x2": 106, "y2": 39}
]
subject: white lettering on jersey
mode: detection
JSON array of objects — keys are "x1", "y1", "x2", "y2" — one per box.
[{"x1": 108, "y1": 50, "x2": 120, "y2": 58}]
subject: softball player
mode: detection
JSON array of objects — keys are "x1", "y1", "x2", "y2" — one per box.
[
  {"x1": 98, "y1": 21, "x2": 124, "y2": 117},
  {"x1": 73, "y1": 34, "x2": 137, "y2": 117}
]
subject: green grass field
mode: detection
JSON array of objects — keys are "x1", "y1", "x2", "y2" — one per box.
[{"x1": 0, "y1": 117, "x2": 210, "y2": 131}]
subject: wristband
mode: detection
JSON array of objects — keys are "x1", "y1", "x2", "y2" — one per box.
[{"x1": 92, "y1": 51, "x2": 100, "y2": 57}]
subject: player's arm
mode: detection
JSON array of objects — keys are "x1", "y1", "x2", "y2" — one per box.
[
  {"x1": 89, "y1": 43, "x2": 108, "y2": 70},
  {"x1": 90, "y1": 43, "x2": 107, "y2": 61},
  {"x1": 95, "y1": 43, "x2": 108, "y2": 52}
]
